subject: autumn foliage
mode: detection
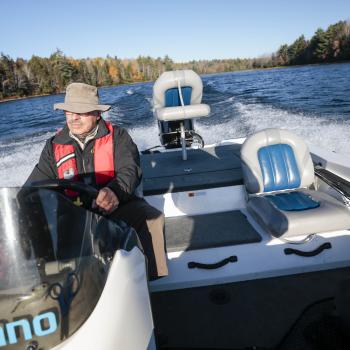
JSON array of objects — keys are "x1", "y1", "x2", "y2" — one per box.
[{"x1": 1, "y1": 21, "x2": 349, "y2": 100}]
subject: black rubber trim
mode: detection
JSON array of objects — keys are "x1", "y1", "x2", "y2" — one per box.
[
  {"x1": 314, "y1": 167, "x2": 350, "y2": 198},
  {"x1": 188, "y1": 255, "x2": 238, "y2": 269},
  {"x1": 284, "y1": 242, "x2": 332, "y2": 257}
]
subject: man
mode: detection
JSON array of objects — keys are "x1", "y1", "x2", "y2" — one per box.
[{"x1": 26, "y1": 82, "x2": 168, "y2": 279}]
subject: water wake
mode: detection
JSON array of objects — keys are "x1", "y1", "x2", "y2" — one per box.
[
  {"x1": 1, "y1": 100, "x2": 349, "y2": 187},
  {"x1": 196, "y1": 101, "x2": 350, "y2": 155}
]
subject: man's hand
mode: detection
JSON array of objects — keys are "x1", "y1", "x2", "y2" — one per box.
[{"x1": 95, "y1": 187, "x2": 119, "y2": 214}]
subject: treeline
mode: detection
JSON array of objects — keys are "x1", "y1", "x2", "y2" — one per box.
[
  {"x1": 274, "y1": 20, "x2": 350, "y2": 66},
  {"x1": 1, "y1": 20, "x2": 349, "y2": 100}
]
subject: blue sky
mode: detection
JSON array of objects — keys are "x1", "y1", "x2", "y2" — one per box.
[{"x1": 1, "y1": 0, "x2": 350, "y2": 62}]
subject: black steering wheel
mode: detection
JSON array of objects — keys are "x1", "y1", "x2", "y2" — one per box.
[
  {"x1": 30, "y1": 179, "x2": 99, "y2": 198},
  {"x1": 29, "y1": 179, "x2": 99, "y2": 210}
]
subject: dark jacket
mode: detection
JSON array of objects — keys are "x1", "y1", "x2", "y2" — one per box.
[{"x1": 25, "y1": 119, "x2": 142, "y2": 203}]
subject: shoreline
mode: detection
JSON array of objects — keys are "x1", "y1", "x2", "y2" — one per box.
[
  {"x1": 1, "y1": 61, "x2": 349, "y2": 103},
  {"x1": 0, "y1": 93, "x2": 54, "y2": 103},
  {"x1": 0, "y1": 80, "x2": 145, "y2": 104}
]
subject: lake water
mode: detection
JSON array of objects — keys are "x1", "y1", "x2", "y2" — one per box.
[{"x1": 0, "y1": 63, "x2": 349, "y2": 186}]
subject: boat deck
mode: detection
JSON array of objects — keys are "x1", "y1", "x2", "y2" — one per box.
[
  {"x1": 141, "y1": 143, "x2": 243, "y2": 195},
  {"x1": 145, "y1": 142, "x2": 350, "y2": 297},
  {"x1": 165, "y1": 210, "x2": 261, "y2": 252}
]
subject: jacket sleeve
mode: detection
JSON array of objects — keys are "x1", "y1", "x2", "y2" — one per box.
[
  {"x1": 24, "y1": 139, "x2": 58, "y2": 186},
  {"x1": 106, "y1": 127, "x2": 142, "y2": 202}
]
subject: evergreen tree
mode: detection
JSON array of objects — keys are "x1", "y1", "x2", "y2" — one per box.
[
  {"x1": 276, "y1": 44, "x2": 289, "y2": 65},
  {"x1": 287, "y1": 35, "x2": 308, "y2": 65},
  {"x1": 0, "y1": 54, "x2": 16, "y2": 97},
  {"x1": 313, "y1": 29, "x2": 330, "y2": 61}
]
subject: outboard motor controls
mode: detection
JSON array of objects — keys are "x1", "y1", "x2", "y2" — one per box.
[{"x1": 153, "y1": 70, "x2": 210, "y2": 160}]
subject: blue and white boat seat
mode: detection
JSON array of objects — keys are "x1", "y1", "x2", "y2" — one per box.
[
  {"x1": 240, "y1": 128, "x2": 350, "y2": 238},
  {"x1": 153, "y1": 70, "x2": 210, "y2": 121}
]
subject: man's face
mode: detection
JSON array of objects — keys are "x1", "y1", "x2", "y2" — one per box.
[{"x1": 65, "y1": 111, "x2": 100, "y2": 135}]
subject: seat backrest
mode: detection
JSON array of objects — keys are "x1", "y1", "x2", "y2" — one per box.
[
  {"x1": 240, "y1": 128, "x2": 315, "y2": 194},
  {"x1": 153, "y1": 70, "x2": 203, "y2": 110}
]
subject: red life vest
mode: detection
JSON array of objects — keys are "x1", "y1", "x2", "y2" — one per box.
[{"x1": 53, "y1": 121, "x2": 115, "y2": 186}]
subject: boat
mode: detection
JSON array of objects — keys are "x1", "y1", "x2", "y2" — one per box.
[{"x1": 1, "y1": 70, "x2": 350, "y2": 350}]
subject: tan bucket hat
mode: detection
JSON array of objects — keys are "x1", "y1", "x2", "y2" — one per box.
[{"x1": 54, "y1": 83, "x2": 111, "y2": 113}]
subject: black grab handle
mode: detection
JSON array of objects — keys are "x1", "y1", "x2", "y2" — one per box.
[
  {"x1": 284, "y1": 242, "x2": 332, "y2": 257},
  {"x1": 188, "y1": 256, "x2": 238, "y2": 270}
]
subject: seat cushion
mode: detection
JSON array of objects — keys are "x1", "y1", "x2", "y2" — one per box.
[
  {"x1": 264, "y1": 192, "x2": 320, "y2": 211},
  {"x1": 248, "y1": 190, "x2": 350, "y2": 238},
  {"x1": 258, "y1": 144, "x2": 301, "y2": 192},
  {"x1": 165, "y1": 87, "x2": 192, "y2": 107},
  {"x1": 153, "y1": 70, "x2": 204, "y2": 110},
  {"x1": 240, "y1": 129, "x2": 315, "y2": 194},
  {"x1": 156, "y1": 104, "x2": 210, "y2": 121}
]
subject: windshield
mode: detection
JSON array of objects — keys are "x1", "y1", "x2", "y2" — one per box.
[{"x1": 0, "y1": 187, "x2": 138, "y2": 349}]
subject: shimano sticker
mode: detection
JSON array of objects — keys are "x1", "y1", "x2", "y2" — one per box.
[{"x1": 0, "y1": 311, "x2": 57, "y2": 347}]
